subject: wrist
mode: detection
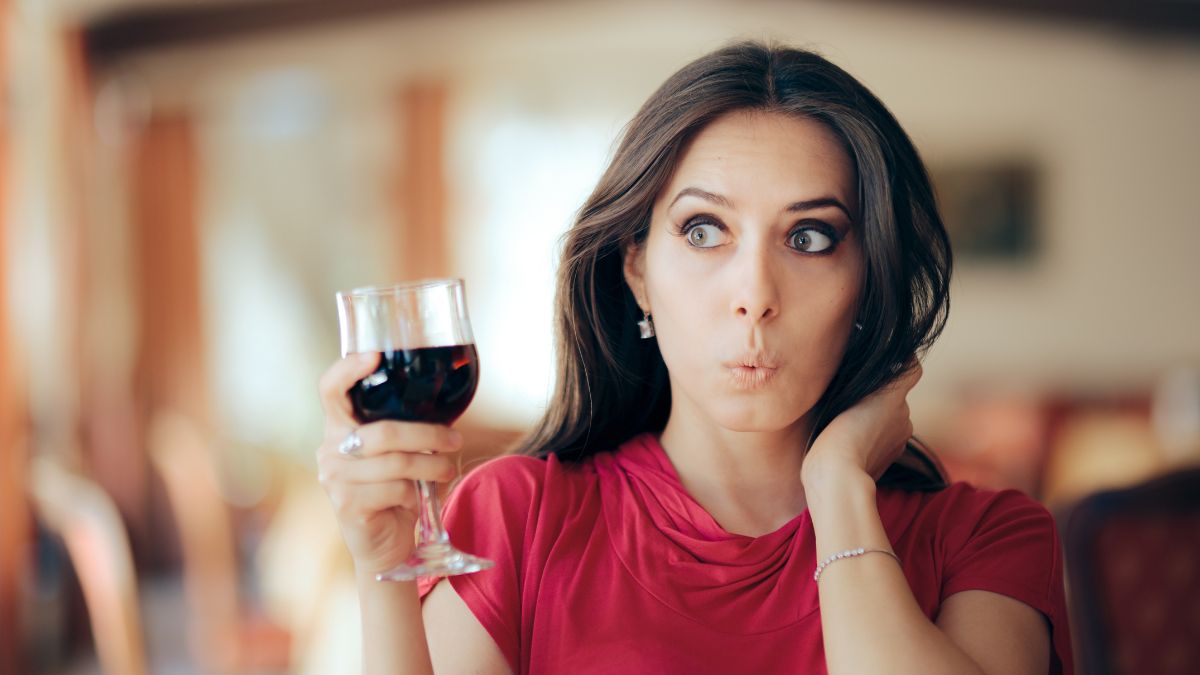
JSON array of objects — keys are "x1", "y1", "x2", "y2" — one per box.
[
  {"x1": 356, "y1": 568, "x2": 420, "y2": 598},
  {"x1": 355, "y1": 562, "x2": 413, "y2": 585},
  {"x1": 801, "y1": 453, "x2": 870, "y2": 487},
  {"x1": 802, "y1": 456, "x2": 875, "y2": 506}
]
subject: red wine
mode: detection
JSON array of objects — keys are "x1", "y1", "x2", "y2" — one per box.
[{"x1": 349, "y1": 344, "x2": 479, "y2": 425}]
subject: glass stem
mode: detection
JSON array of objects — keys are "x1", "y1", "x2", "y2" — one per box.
[{"x1": 415, "y1": 480, "x2": 451, "y2": 548}]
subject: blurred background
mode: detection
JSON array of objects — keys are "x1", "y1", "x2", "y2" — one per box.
[{"x1": 1, "y1": 0, "x2": 1198, "y2": 673}]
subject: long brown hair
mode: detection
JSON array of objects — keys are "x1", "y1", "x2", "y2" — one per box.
[{"x1": 512, "y1": 41, "x2": 952, "y2": 490}]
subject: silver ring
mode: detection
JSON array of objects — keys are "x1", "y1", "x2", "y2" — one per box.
[{"x1": 337, "y1": 429, "x2": 364, "y2": 457}]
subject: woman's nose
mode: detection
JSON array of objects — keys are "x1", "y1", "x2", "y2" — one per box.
[{"x1": 730, "y1": 244, "x2": 780, "y2": 323}]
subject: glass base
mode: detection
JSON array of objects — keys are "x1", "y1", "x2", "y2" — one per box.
[{"x1": 375, "y1": 542, "x2": 495, "y2": 582}]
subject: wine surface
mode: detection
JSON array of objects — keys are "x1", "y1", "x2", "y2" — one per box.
[{"x1": 349, "y1": 344, "x2": 479, "y2": 425}]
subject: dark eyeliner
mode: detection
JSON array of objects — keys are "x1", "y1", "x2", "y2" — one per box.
[
  {"x1": 673, "y1": 214, "x2": 727, "y2": 250},
  {"x1": 673, "y1": 214, "x2": 724, "y2": 235},
  {"x1": 787, "y1": 220, "x2": 841, "y2": 255}
]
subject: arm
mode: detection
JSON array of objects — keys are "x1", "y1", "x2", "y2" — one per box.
[
  {"x1": 801, "y1": 362, "x2": 1051, "y2": 675},
  {"x1": 356, "y1": 578, "x2": 433, "y2": 675},
  {"x1": 422, "y1": 579, "x2": 512, "y2": 674},
  {"x1": 803, "y1": 460, "x2": 1050, "y2": 675},
  {"x1": 353, "y1": 575, "x2": 510, "y2": 675}
]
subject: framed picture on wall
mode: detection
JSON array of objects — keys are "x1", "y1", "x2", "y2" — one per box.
[{"x1": 928, "y1": 161, "x2": 1040, "y2": 262}]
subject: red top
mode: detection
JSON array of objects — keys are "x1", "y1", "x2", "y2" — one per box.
[{"x1": 418, "y1": 433, "x2": 1074, "y2": 674}]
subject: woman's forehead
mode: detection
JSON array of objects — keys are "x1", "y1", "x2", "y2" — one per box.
[{"x1": 661, "y1": 110, "x2": 858, "y2": 215}]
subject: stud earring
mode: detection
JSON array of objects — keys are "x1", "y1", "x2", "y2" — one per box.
[
  {"x1": 638, "y1": 312, "x2": 655, "y2": 339},
  {"x1": 854, "y1": 322, "x2": 864, "y2": 331}
]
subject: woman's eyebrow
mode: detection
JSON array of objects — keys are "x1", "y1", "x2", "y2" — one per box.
[
  {"x1": 668, "y1": 187, "x2": 852, "y2": 220},
  {"x1": 786, "y1": 197, "x2": 852, "y2": 219},
  {"x1": 668, "y1": 186, "x2": 733, "y2": 209}
]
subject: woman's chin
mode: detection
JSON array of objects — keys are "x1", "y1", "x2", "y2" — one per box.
[{"x1": 707, "y1": 401, "x2": 807, "y2": 434}]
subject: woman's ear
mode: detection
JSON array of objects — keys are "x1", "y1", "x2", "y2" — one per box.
[{"x1": 622, "y1": 242, "x2": 648, "y2": 312}]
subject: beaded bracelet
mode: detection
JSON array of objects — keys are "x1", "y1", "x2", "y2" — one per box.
[{"x1": 813, "y1": 547, "x2": 901, "y2": 583}]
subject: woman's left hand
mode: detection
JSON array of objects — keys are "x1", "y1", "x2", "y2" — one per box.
[{"x1": 801, "y1": 361, "x2": 922, "y2": 486}]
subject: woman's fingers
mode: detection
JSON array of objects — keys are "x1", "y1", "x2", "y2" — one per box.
[
  {"x1": 880, "y1": 359, "x2": 923, "y2": 397},
  {"x1": 317, "y1": 421, "x2": 463, "y2": 500},
  {"x1": 325, "y1": 450, "x2": 458, "y2": 485},
  {"x1": 323, "y1": 479, "x2": 419, "y2": 521},
  {"x1": 353, "y1": 421, "x2": 463, "y2": 458},
  {"x1": 318, "y1": 352, "x2": 381, "y2": 425},
  {"x1": 321, "y1": 420, "x2": 463, "y2": 458},
  {"x1": 898, "y1": 358, "x2": 923, "y2": 387}
]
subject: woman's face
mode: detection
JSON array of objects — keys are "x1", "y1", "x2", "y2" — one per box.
[{"x1": 624, "y1": 110, "x2": 864, "y2": 433}]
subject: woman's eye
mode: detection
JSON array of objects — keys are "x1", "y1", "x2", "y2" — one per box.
[
  {"x1": 788, "y1": 227, "x2": 835, "y2": 253},
  {"x1": 685, "y1": 223, "x2": 725, "y2": 248}
]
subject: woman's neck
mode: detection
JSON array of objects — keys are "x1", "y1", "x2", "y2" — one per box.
[{"x1": 657, "y1": 399, "x2": 812, "y2": 538}]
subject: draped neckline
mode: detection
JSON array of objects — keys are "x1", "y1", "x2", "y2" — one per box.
[{"x1": 592, "y1": 432, "x2": 821, "y2": 633}]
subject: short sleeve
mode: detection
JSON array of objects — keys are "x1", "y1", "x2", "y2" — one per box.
[
  {"x1": 416, "y1": 454, "x2": 545, "y2": 672},
  {"x1": 938, "y1": 485, "x2": 1075, "y2": 675}
]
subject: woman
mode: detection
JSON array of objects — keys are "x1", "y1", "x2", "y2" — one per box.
[{"x1": 317, "y1": 42, "x2": 1073, "y2": 674}]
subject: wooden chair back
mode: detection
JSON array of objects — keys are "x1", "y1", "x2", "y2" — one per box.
[
  {"x1": 29, "y1": 455, "x2": 147, "y2": 675},
  {"x1": 147, "y1": 411, "x2": 241, "y2": 670},
  {"x1": 1065, "y1": 466, "x2": 1200, "y2": 675}
]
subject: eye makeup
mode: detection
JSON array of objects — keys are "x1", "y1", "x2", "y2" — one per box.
[
  {"x1": 671, "y1": 214, "x2": 845, "y2": 255},
  {"x1": 786, "y1": 220, "x2": 842, "y2": 255}
]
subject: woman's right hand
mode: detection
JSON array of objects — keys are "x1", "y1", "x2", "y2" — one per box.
[{"x1": 316, "y1": 352, "x2": 464, "y2": 578}]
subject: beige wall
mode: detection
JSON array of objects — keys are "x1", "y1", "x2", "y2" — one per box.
[{"x1": 104, "y1": 0, "x2": 1200, "y2": 432}]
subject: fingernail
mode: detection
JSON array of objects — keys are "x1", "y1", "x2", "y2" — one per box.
[{"x1": 449, "y1": 430, "x2": 463, "y2": 447}]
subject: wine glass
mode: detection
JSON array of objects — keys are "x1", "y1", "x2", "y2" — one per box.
[{"x1": 336, "y1": 278, "x2": 494, "y2": 581}]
